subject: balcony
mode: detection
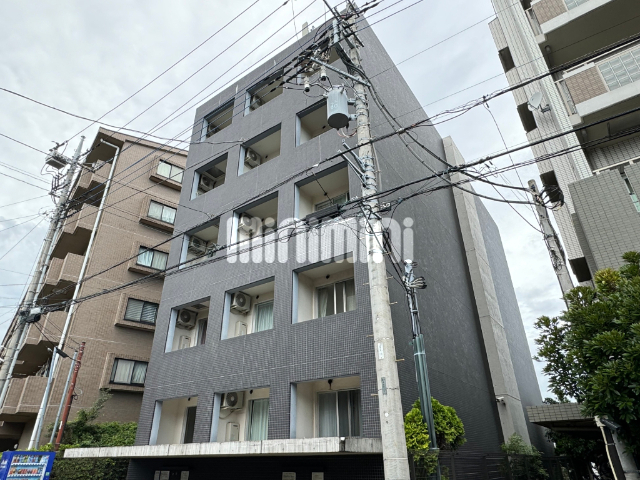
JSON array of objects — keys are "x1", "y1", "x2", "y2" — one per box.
[
  {"x1": 556, "y1": 42, "x2": 640, "y2": 144},
  {"x1": 221, "y1": 279, "x2": 275, "y2": 339},
  {"x1": 40, "y1": 253, "x2": 83, "y2": 301},
  {"x1": 531, "y1": 0, "x2": 638, "y2": 68},
  {"x1": 20, "y1": 311, "x2": 65, "y2": 351},
  {"x1": 51, "y1": 203, "x2": 97, "y2": 259},
  {"x1": 70, "y1": 161, "x2": 109, "y2": 202},
  {"x1": 0, "y1": 376, "x2": 47, "y2": 418},
  {"x1": 165, "y1": 299, "x2": 210, "y2": 352}
]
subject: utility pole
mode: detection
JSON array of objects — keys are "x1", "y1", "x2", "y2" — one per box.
[
  {"x1": 49, "y1": 349, "x2": 78, "y2": 445},
  {"x1": 312, "y1": 3, "x2": 411, "y2": 478},
  {"x1": 54, "y1": 342, "x2": 84, "y2": 450},
  {"x1": 403, "y1": 260, "x2": 440, "y2": 480},
  {"x1": 528, "y1": 180, "x2": 574, "y2": 302},
  {"x1": 0, "y1": 137, "x2": 85, "y2": 405}
]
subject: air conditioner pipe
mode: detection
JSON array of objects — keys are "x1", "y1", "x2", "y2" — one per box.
[{"x1": 28, "y1": 139, "x2": 121, "y2": 449}]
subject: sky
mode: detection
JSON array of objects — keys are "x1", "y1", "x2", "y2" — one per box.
[{"x1": 0, "y1": 0, "x2": 569, "y2": 398}]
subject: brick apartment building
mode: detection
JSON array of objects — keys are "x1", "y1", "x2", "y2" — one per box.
[
  {"x1": 0, "y1": 128, "x2": 187, "y2": 449},
  {"x1": 489, "y1": 0, "x2": 640, "y2": 281},
  {"x1": 65, "y1": 21, "x2": 549, "y2": 480}
]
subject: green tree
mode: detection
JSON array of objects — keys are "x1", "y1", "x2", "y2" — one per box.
[
  {"x1": 534, "y1": 251, "x2": 640, "y2": 455},
  {"x1": 404, "y1": 398, "x2": 466, "y2": 475},
  {"x1": 501, "y1": 433, "x2": 548, "y2": 480}
]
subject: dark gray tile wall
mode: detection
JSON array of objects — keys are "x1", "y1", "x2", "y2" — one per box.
[{"x1": 134, "y1": 20, "x2": 538, "y2": 459}]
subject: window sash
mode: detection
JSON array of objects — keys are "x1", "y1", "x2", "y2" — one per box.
[
  {"x1": 148, "y1": 201, "x2": 176, "y2": 225},
  {"x1": 317, "y1": 278, "x2": 355, "y2": 317},
  {"x1": 247, "y1": 398, "x2": 269, "y2": 441},
  {"x1": 124, "y1": 299, "x2": 158, "y2": 324},
  {"x1": 318, "y1": 389, "x2": 361, "y2": 438},
  {"x1": 110, "y1": 359, "x2": 148, "y2": 386},
  {"x1": 157, "y1": 161, "x2": 184, "y2": 183},
  {"x1": 137, "y1": 247, "x2": 168, "y2": 270}
]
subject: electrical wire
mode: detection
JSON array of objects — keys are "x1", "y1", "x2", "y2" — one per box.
[{"x1": 0, "y1": 218, "x2": 45, "y2": 262}]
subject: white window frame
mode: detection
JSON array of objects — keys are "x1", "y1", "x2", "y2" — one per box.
[
  {"x1": 315, "y1": 278, "x2": 356, "y2": 318},
  {"x1": 315, "y1": 388, "x2": 361, "y2": 438},
  {"x1": 156, "y1": 160, "x2": 184, "y2": 184},
  {"x1": 148, "y1": 201, "x2": 177, "y2": 225}
]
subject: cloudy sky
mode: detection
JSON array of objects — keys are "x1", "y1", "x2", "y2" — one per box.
[{"x1": 0, "y1": 0, "x2": 568, "y2": 397}]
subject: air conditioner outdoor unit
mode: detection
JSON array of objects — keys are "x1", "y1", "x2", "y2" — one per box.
[
  {"x1": 230, "y1": 292, "x2": 251, "y2": 314},
  {"x1": 225, "y1": 422, "x2": 240, "y2": 442},
  {"x1": 238, "y1": 214, "x2": 255, "y2": 235},
  {"x1": 188, "y1": 237, "x2": 207, "y2": 255},
  {"x1": 222, "y1": 391, "x2": 244, "y2": 409},
  {"x1": 235, "y1": 321, "x2": 247, "y2": 337},
  {"x1": 249, "y1": 94, "x2": 264, "y2": 111},
  {"x1": 244, "y1": 148, "x2": 261, "y2": 168},
  {"x1": 199, "y1": 174, "x2": 215, "y2": 192},
  {"x1": 177, "y1": 309, "x2": 198, "y2": 330}
]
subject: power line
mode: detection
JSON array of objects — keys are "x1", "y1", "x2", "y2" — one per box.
[
  {"x1": 0, "y1": 172, "x2": 50, "y2": 192},
  {"x1": 0, "y1": 218, "x2": 45, "y2": 262},
  {"x1": 0, "y1": 132, "x2": 48, "y2": 155},
  {"x1": 0, "y1": 195, "x2": 50, "y2": 210}
]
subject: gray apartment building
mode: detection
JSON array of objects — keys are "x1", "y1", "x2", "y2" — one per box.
[
  {"x1": 0, "y1": 129, "x2": 186, "y2": 449},
  {"x1": 65, "y1": 23, "x2": 549, "y2": 480},
  {"x1": 489, "y1": 0, "x2": 640, "y2": 282}
]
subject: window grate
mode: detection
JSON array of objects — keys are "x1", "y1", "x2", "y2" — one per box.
[{"x1": 598, "y1": 46, "x2": 640, "y2": 91}]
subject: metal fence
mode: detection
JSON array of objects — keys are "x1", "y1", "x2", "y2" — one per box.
[{"x1": 412, "y1": 453, "x2": 579, "y2": 480}]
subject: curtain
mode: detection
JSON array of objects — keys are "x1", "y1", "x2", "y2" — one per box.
[
  {"x1": 148, "y1": 201, "x2": 163, "y2": 220},
  {"x1": 157, "y1": 161, "x2": 171, "y2": 178},
  {"x1": 140, "y1": 303, "x2": 158, "y2": 324},
  {"x1": 173, "y1": 167, "x2": 184, "y2": 183},
  {"x1": 248, "y1": 399, "x2": 269, "y2": 441},
  {"x1": 350, "y1": 390, "x2": 361, "y2": 436},
  {"x1": 137, "y1": 247, "x2": 153, "y2": 267},
  {"x1": 317, "y1": 286, "x2": 334, "y2": 317},
  {"x1": 151, "y1": 251, "x2": 168, "y2": 270},
  {"x1": 345, "y1": 279, "x2": 356, "y2": 312},
  {"x1": 318, "y1": 392, "x2": 337, "y2": 437},
  {"x1": 124, "y1": 299, "x2": 143, "y2": 321},
  {"x1": 254, "y1": 301, "x2": 274, "y2": 332},
  {"x1": 112, "y1": 359, "x2": 134, "y2": 384},
  {"x1": 131, "y1": 362, "x2": 147, "y2": 385},
  {"x1": 161, "y1": 206, "x2": 176, "y2": 224},
  {"x1": 197, "y1": 319, "x2": 208, "y2": 344}
]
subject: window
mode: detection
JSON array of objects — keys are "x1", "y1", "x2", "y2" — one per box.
[
  {"x1": 137, "y1": 247, "x2": 168, "y2": 270},
  {"x1": 564, "y1": 0, "x2": 589, "y2": 9},
  {"x1": 622, "y1": 172, "x2": 640, "y2": 213},
  {"x1": 157, "y1": 160, "x2": 184, "y2": 184},
  {"x1": 148, "y1": 201, "x2": 177, "y2": 225},
  {"x1": 124, "y1": 299, "x2": 159, "y2": 324},
  {"x1": 247, "y1": 398, "x2": 269, "y2": 441},
  {"x1": 110, "y1": 359, "x2": 148, "y2": 386},
  {"x1": 315, "y1": 193, "x2": 349, "y2": 212},
  {"x1": 598, "y1": 46, "x2": 640, "y2": 91},
  {"x1": 318, "y1": 389, "x2": 361, "y2": 437},
  {"x1": 517, "y1": 103, "x2": 537, "y2": 133},
  {"x1": 254, "y1": 301, "x2": 274, "y2": 333},
  {"x1": 317, "y1": 279, "x2": 356, "y2": 317},
  {"x1": 201, "y1": 101, "x2": 234, "y2": 140}
]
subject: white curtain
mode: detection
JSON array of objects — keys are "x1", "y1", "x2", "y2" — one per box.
[
  {"x1": 161, "y1": 207, "x2": 176, "y2": 224},
  {"x1": 317, "y1": 287, "x2": 334, "y2": 317},
  {"x1": 248, "y1": 399, "x2": 269, "y2": 441},
  {"x1": 157, "y1": 162, "x2": 171, "y2": 178},
  {"x1": 131, "y1": 362, "x2": 147, "y2": 385},
  {"x1": 137, "y1": 247, "x2": 153, "y2": 267},
  {"x1": 112, "y1": 359, "x2": 134, "y2": 384},
  {"x1": 318, "y1": 392, "x2": 337, "y2": 437},
  {"x1": 148, "y1": 201, "x2": 163, "y2": 220},
  {"x1": 151, "y1": 252, "x2": 168, "y2": 270},
  {"x1": 254, "y1": 301, "x2": 274, "y2": 332},
  {"x1": 345, "y1": 279, "x2": 356, "y2": 311}
]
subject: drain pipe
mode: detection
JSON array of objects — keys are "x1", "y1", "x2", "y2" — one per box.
[{"x1": 28, "y1": 139, "x2": 121, "y2": 449}]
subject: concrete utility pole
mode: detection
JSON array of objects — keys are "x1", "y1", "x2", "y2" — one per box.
[
  {"x1": 342, "y1": 5, "x2": 410, "y2": 479},
  {"x1": 403, "y1": 260, "x2": 440, "y2": 480},
  {"x1": 528, "y1": 180, "x2": 574, "y2": 302},
  {"x1": 0, "y1": 137, "x2": 85, "y2": 405},
  {"x1": 49, "y1": 349, "x2": 78, "y2": 445}
]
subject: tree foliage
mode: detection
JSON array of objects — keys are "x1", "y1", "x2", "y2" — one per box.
[
  {"x1": 39, "y1": 391, "x2": 136, "y2": 480},
  {"x1": 404, "y1": 398, "x2": 466, "y2": 475},
  {"x1": 501, "y1": 434, "x2": 548, "y2": 480},
  {"x1": 534, "y1": 252, "x2": 640, "y2": 454}
]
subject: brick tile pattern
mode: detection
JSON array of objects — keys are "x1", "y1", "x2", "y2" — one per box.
[{"x1": 564, "y1": 67, "x2": 608, "y2": 105}]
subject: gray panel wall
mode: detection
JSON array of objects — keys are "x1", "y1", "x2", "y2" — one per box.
[
  {"x1": 475, "y1": 198, "x2": 553, "y2": 454},
  {"x1": 569, "y1": 170, "x2": 640, "y2": 270},
  {"x1": 135, "y1": 22, "x2": 535, "y2": 456}
]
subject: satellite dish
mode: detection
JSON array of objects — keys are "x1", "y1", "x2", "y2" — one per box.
[{"x1": 528, "y1": 92, "x2": 543, "y2": 111}]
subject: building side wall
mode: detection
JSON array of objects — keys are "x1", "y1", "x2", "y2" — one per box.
[{"x1": 569, "y1": 169, "x2": 640, "y2": 270}]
